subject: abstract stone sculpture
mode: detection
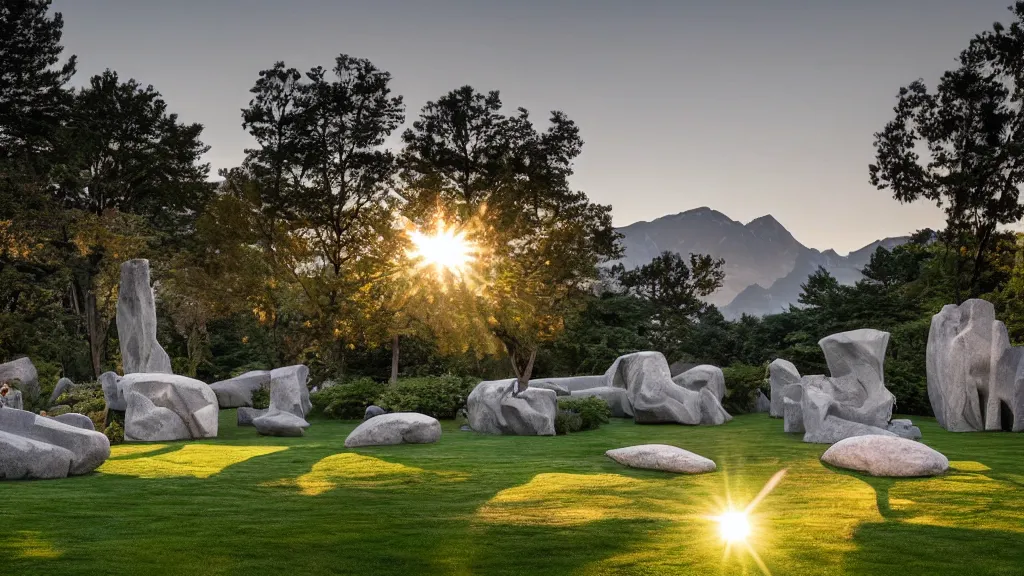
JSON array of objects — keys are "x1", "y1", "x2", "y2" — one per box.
[
  {"x1": 344, "y1": 413, "x2": 442, "y2": 447},
  {"x1": 122, "y1": 374, "x2": 218, "y2": 442},
  {"x1": 364, "y1": 405, "x2": 386, "y2": 420},
  {"x1": 210, "y1": 370, "x2": 271, "y2": 409},
  {"x1": 779, "y1": 329, "x2": 899, "y2": 444},
  {"x1": 467, "y1": 380, "x2": 557, "y2": 435},
  {"x1": 252, "y1": 365, "x2": 311, "y2": 437},
  {"x1": 605, "y1": 444, "x2": 716, "y2": 474},
  {"x1": 769, "y1": 359, "x2": 800, "y2": 418},
  {"x1": 0, "y1": 407, "x2": 110, "y2": 480},
  {"x1": 607, "y1": 352, "x2": 731, "y2": 426},
  {"x1": 0, "y1": 357, "x2": 40, "y2": 401},
  {"x1": 927, "y1": 299, "x2": 1024, "y2": 432},
  {"x1": 671, "y1": 364, "x2": 726, "y2": 401},
  {"x1": 116, "y1": 260, "x2": 172, "y2": 375},
  {"x1": 821, "y1": 435, "x2": 948, "y2": 477}
]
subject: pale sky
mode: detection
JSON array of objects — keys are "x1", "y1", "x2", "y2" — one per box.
[{"x1": 53, "y1": 0, "x2": 1017, "y2": 253}]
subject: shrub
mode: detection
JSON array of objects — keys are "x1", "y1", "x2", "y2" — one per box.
[
  {"x1": 376, "y1": 376, "x2": 477, "y2": 419},
  {"x1": 721, "y1": 363, "x2": 768, "y2": 414},
  {"x1": 556, "y1": 396, "x2": 611, "y2": 431},
  {"x1": 251, "y1": 384, "x2": 271, "y2": 410},
  {"x1": 104, "y1": 421, "x2": 124, "y2": 445},
  {"x1": 311, "y1": 378, "x2": 382, "y2": 419},
  {"x1": 55, "y1": 385, "x2": 106, "y2": 415},
  {"x1": 555, "y1": 410, "x2": 583, "y2": 435}
]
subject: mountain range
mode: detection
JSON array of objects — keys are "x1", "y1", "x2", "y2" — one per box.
[{"x1": 612, "y1": 207, "x2": 908, "y2": 319}]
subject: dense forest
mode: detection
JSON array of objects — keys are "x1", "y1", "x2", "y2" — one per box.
[{"x1": 3, "y1": 1, "x2": 1024, "y2": 418}]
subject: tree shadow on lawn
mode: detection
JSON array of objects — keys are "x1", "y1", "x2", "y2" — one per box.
[{"x1": 828, "y1": 463, "x2": 1024, "y2": 575}]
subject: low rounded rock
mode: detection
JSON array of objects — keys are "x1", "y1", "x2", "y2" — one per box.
[
  {"x1": 821, "y1": 435, "x2": 949, "y2": 477},
  {"x1": 344, "y1": 413, "x2": 441, "y2": 448},
  {"x1": 606, "y1": 444, "x2": 717, "y2": 474}
]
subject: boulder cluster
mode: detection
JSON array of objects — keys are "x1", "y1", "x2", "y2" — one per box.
[
  {"x1": 769, "y1": 329, "x2": 920, "y2": 444},
  {"x1": 469, "y1": 351, "x2": 732, "y2": 436}
]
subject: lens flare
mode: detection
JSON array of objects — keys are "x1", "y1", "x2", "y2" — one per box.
[
  {"x1": 716, "y1": 509, "x2": 752, "y2": 543},
  {"x1": 407, "y1": 221, "x2": 476, "y2": 279}
]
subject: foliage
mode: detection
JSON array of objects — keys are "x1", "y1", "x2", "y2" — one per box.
[
  {"x1": 310, "y1": 378, "x2": 383, "y2": 419},
  {"x1": 721, "y1": 363, "x2": 768, "y2": 415},
  {"x1": 553, "y1": 409, "x2": 582, "y2": 435},
  {"x1": 251, "y1": 384, "x2": 271, "y2": 410},
  {"x1": 376, "y1": 375, "x2": 477, "y2": 419},
  {"x1": 556, "y1": 396, "x2": 611, "y2": 431},
  {"x1": 399, "y1": 85, "x2": 622, "y2": 387},
  {"x1": 870, "y1": 7, "x2": 1024, "y2": 300},
  {"x1": 103, "y1": 420, "x2": 124, "y2": 445},
  {"x1": 54, "y1": 384, "x2": 106, "y2": 415}
]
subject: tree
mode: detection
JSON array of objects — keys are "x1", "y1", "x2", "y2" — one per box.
[
  {"x1": 612, "y1": 250, "x2": 724, "y2": 357},
  {"x1": 0, "y1": 0, "x2": 76, "y2": 162},
  {"x1": 400, "y1": 86, "x2": 621, "y2": 390},
  {"x1": 240, "y1": 55, "x2": 406, "y2": 378},
  {"x1": 53, "y1": 70, "x2": 211, "y2": 376},
  {"x1": 870, "y1": 8, "x2": 1024, "y2": 300}
]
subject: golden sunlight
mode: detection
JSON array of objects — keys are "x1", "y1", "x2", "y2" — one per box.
[
  {"x1": 715, "y1": 509, "x2": 752, "y2": 543},
  {"x1": 407, "y1": 221, "x2": 476, "y2": 279}
]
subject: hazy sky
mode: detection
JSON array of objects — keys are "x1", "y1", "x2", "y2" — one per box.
[{"x1": 53, "y1": 0, "x2": 1017, "y2": 253}]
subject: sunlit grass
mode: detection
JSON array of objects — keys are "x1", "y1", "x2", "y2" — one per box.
[
  {"x1": 0, "y1": 411, "x2": 1021, "y2": 575},
  {"x1": 1, "y1": 532, "x2": 61, "y2": 560},
  {"x1": 265, "y1": 452, "x2": 469, "y2": 496},
  {"x1": 108, "y1": 444, "x2": 169, "y2": 458},
  {"x1": 98, "y1": 445, "x2": 288, "y2": 479}
]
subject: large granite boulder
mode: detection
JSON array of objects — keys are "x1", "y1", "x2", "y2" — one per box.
[
  {"x1": 210, "y1": 370, "x2": 271, "y2": 409},
  {"x1": 344, "y1": 413, "x2": 442, "y2": 447},
  {"x1": 672, "y1": 365, "x2": 726, "y2": 401},
  {"x1": 0, "y1": 407, "x2": 110, "y2": 478},
  {"x1": 468, "y1": 379, "x2": 557, "y2": 436},
  {"x1": 100, "y1": 372, "x2": 127, "y2": 411},
  {"x1": 52, "y1": 413, "x2": 96, "y2": 431},
  {"x1": 253, "y1": 410, "x2": 309, "y2": 437},
  {"x1": 237, "y1": 407, "x2": 267, "y2": 427},
  {"x1": 569, "y1": 387, "x2": 633, "y2": 418},
  {"x1": 769, "y1": 359, "x2": 800, "y2": 418},
  {"x1": 268, "y1": 365, "x2": 311, "y2": 418},
  {"x1": 116, "y1": 259, "x2": 172, "y2": 375},
  {"x1": 605, "y1": 352, "x2": 731, "y2": 426},
  {"x1": 778, "y1": 329, "x2": 898, "y2": 444},
  {"x1": 927, "y1": 299, "x2": 1024, "y2": 432},
  {"x1": 821, "y1": 435, "x2": 949, "y2": 477},
  {"x1": 49, "y1": 377, "x2": 73, "y2": 406},
  {"x1": 0, "y1": 357, "x2": 40, "y2": 401},
  {"x1": 606, "y1": 444, "x2": 716, "y2": 474},
  {"x1": 122, "y1": 374, "x2": 218, "y2": 442}
]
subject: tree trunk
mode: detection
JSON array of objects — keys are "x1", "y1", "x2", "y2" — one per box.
[
  {"x1": 968, "y1": 225, "x2": 994, "y2": 298},
  {"x1": 507, "y1": 344, "x2": 536, "y2": 394},
  {"x1": 82, "y1": 285, "x2": 106, "y2": 378},
  {"x1": 390, "y1": 334, "x2": 400, "y2": 384}
]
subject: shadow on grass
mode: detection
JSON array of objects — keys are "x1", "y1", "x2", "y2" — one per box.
[{"x1": 843, "y1": 522, "x2": 1024, "y2": 575}]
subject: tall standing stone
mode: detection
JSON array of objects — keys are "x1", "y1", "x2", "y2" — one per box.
[
  {"x1": 769, "y1": 359, "x2": 800, "y2": 418},
  {"x1": 116, "y1": 259, "x2": 172, "y2": 375}
]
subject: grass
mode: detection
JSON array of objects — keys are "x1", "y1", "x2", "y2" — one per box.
[{"x1": 1, "y1": 411, "x2": 1023, "y2": 575}]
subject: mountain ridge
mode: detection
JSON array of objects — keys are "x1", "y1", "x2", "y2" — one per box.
[{"x1": 612, "y1": 208, "x2": 909, "y2": 318}]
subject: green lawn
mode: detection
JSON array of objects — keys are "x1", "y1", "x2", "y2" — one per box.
[{"x1": 2, "y1": 412, "x2": 1023, "y2": 575}]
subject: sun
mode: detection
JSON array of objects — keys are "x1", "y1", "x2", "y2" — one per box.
[
  {"x1": 715, "y1": 509, "x2": 752, "y2": 543},
  {"x1": 407, "y1": 221, "x2": 476, "y2": 279}
]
